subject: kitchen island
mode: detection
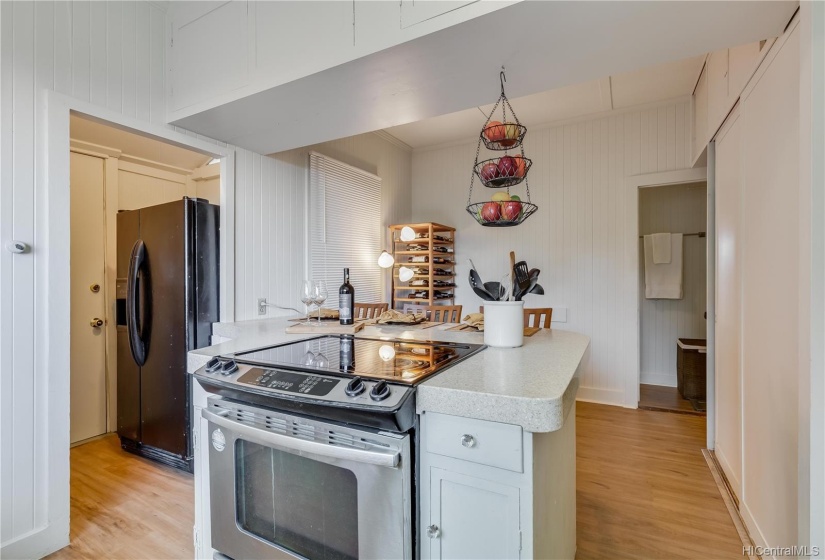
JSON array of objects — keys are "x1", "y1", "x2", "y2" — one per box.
[{"x1": 188, "y1": 317, "x2": 588, "y2": 560}]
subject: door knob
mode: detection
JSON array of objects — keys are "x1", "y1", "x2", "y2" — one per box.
[
  {"x1": 90, "y1": 318, "x2": 104, "y2": 328},
  {"x1": 90, "y1": 283, "x2": 101, "y2": 293}
]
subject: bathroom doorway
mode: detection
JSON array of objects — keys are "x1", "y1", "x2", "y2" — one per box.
[{"x1": 637, "y1": 182, "x2": 708, "y2": 415}]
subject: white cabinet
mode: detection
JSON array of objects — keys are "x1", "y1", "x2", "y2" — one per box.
[
  {"x1": 428, "y1": 468, "x2": 521, "y2": 560},
  {"x1": 692, "y1": 63, "x2": 709, "y2": 163},
  {"x1": 692, "y1": 41, "x2": 766, "y2": 166},
  {"x1": 707, "y1": 49, "x2": 729, "y2": 130},
  {"x1": 420, "y1": 408, "x2": 576, "y2": 560}
]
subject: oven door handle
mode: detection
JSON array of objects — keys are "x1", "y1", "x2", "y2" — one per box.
[{"x1": 202, "y1": 408, "x2": 400, "y2": 468}]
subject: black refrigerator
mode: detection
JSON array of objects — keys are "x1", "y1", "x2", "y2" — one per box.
[{"x1": 116, "y1": 197, "x2": 219, "y2": 472}]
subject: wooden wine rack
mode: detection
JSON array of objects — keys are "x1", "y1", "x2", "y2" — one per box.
[{"x1": 389, "y1": 222, "x2": 456, "y2": 310}]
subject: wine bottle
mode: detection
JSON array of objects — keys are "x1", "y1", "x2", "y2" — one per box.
[{"x1": 339, "y1": 268, "x2": 354, "y2": 325}]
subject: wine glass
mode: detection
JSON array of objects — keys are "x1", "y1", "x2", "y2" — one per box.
[
  {"x1": 313, "y1": 281, "x2": 328, "y2": 322},
  {"x1": 300, "y1": 280, "x2": 314, "y2": 324}
]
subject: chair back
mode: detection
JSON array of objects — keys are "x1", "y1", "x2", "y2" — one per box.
[
  {"x1": 523, "y1": 308, "x2": 553, "y2": 328},
  {"x1": 402, "y1": 304, "x2": 463, "y2": 323},
  {"x1": 480, "y1": 306, "x2": 553, "y2": 328},
  {"x1": 354, "y1": 302, "x2": 388, "y2": 319}
]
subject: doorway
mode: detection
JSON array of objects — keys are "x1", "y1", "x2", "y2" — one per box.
[
  {"x1": 68, "y1": 113, "x2": 220, "y2": 452},
  {"x1": 637, "y1": 182, "x2": 708, "y2": 415}
]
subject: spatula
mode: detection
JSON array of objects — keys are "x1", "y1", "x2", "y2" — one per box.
[{"x1": 513, "y1": 260, "x2": 530, "y2": 298}]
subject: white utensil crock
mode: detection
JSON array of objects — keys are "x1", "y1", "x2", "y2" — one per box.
[{"x1": 483, "y1": 301, "x2": 524, "y2": 348}]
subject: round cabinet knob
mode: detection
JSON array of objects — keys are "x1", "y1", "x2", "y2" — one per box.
[
  {"x1": 90, "y1": 318, "x2": 104, "y2": 328},
  {"x1": 426, "y1": 525, "x2": 440, "y2": 539},
  {"x1": 461, "y1": 434, "x2": 476, "y2": 448},
  {"x1": 89, "y1": 283, "x2": 101, "y2": 293}
]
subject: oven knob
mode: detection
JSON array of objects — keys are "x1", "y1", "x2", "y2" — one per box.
[
  {"x1": 369, "y1": 380, "x2": 391, "y2": 402},
  {"x1": 345, "y1": 376, "x2": 365, "y2": 397},
  {"x1": 220, "y1": 360, "x2": 238, "y2": 375},
  {"x1": 205, "y1": 357, "x2": 221, "y2": 373}
]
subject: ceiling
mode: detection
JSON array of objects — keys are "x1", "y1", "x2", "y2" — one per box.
[
  {"x1": 171, "y1": 1, "x2": 796, "y2": 155},
  {"x1": 383, "y1": 54, "x2": 706, "y2": 149},
  {"x1": 70, "y1": 115, "x2": 212, "y2": 171}
]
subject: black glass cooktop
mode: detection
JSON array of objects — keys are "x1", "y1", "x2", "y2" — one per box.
[{"x1": 228, "y1": 335, "x2": 485, "y2": 384}]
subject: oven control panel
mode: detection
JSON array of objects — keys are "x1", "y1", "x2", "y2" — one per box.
[
  {"x1": 194, "y1": 360, "x2": 413, "y2": 411},
  {"x1": 239, "y1": 369, "x2": 339, "y2": 397}
]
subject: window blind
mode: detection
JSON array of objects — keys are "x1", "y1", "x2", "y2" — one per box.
[{"x1": 309, "y1": 152, "x2": 383, "y2": 306}]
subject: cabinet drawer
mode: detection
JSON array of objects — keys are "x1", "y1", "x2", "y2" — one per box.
[{"x1": 425, "y1": 412, "x2": 523, "y2": 472}]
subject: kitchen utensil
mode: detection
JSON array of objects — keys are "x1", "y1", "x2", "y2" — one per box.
[
  {"x1": 515, "y1": 269, "x2": 540, "y2": 301},
  {"x1": 484, "y1": 282, "x2": 504, "y2": 301},
  {"x1": 500, "y1": 273, "x2": 512, "y2": 302},
  {"x1": 469, "y1": 269, "x2": 496, "y2": 301},
  {"x1": 528, "y1": 283, "x2": 544, "y2": 295},
  {"x1": 514, "y1": 260, "x2": 530, "y2": 295},
  {"x1": 509, "y1": 251, "x2": 516, "y2": 301}
]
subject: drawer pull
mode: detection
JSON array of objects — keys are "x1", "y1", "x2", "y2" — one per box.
[
  {"x1": 460, "y1": 434, "x2": 476, "y2": 448},
  {"x1": 427, "y1": 525, "x2": 441, "y2": 539}
]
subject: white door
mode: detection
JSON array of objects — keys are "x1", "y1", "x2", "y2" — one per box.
[
  {"x1": 428, "y1": 467, "x2": 521, "y2": 560},
  {"x1": 70, "y1": 151, "x2": 108, "y2": 444},
  {"x1": 714, "y1": 106, "x2": 743, "y2": 499}
]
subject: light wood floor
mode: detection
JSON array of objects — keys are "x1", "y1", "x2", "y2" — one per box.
[
  {"x1": 638, "y1": 383, "x2": 706, "y2": 416},
  {"x1": 576, "y1": 401, "x2": 742, "y2": 559},
  {"x1": 47, "y1": 405, "x2": 741, "y2": 560},
  {"x1": 46, "y1": 435, "x2": 194, "y2": 560}
]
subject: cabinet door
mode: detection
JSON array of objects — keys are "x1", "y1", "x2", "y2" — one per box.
[
  {"x1": 707, "y1": 49, "x2": 730, "y2": 134},
  {"x1": 727, "y1": 42, "x2": 762, "y2": 106},
  {"x1": 714, "y1": 105, "x2": 743, "y2": 499},
  {"x1": 692, "y1": 64, "x2": 708, "y2": 162},
  {"x1": 428, "y1": 468, "x2": 520, "y2": 560}
]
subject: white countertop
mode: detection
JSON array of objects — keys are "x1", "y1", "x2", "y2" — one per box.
[{"x1": 188, "y1": 317, "x2": 589, "y2": 433}]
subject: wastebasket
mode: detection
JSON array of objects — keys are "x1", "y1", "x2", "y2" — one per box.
[{"x1": 677, "y1": 338, "x2": 707, "y2": 400}]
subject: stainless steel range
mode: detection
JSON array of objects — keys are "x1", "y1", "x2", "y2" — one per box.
[{"x1": 194, "y1": 335, "x2": 485, "y2": 560}]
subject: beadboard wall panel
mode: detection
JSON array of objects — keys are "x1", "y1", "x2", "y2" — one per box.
[
  {"x1": 638, "y1": 182, "x2": 708, "y2": 387},
  {"x1": 411, "y1": 99, "x2": 693, "y2": 404},
  {"x1": 235, "y1": 133, "x2": 414, "y2": 320}
]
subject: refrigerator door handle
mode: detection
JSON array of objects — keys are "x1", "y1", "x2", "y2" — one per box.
[{"x1": 127, "y1": 239, "x2": 147, "y2": 366}]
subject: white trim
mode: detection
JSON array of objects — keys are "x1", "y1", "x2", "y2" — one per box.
[
  {"x1": 68, "y1": 139, "x2": 122, "y2": 158},
  {"x1": 639, "y1": 373, "x2": 677, "y2": 388},
  {"x1": 576, "y1": 386, "x2": 625, "y2": 407},
  {"x1": 190, "y1": 162, "x2": 221, "y2": 182},
  {"x1": 118, "y1": 153, "x2": 192, "y2": 176},
  {"x1": 118, "y1": 159, "x2": 190, "y2": 184},
  {"x1": 25, "y1": 90, "x2": 234, "y2": 558},
  {"x1": 371, "y1": 130, "x2": 413, "y2": 152},
  {"x1": 705, "y1": 142, "x2": 717, "y2": 450},
  {"x1": 625, "y1": 167, "x2": 708, "y2": 410}
]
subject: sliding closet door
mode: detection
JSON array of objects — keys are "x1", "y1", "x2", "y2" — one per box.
[{"x1": 714, "y1": 105, "x2": 743, "y2": 499}]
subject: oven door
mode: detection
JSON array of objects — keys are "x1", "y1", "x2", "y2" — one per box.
[{"x1": 203, "y1": 398, "x2": 412, "y2": 560}]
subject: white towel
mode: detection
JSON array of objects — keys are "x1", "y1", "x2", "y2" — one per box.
[
  {"x1": 650, "y1": 233, "x2": 672, "y2": 264},
  {"x1": 644, "y1": 233, "x2": 683, "y2": 299}
]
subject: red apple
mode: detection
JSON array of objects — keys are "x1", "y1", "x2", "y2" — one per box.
[
  {"x1": 501, "y1": 200, "x2": 523, "y2": 221},
  {"x1": 480, "y1": 162, "x2": 500, "y2": 182},
  {"x1": 497, "y1": 156, "x2": 517, "y2": 178},
  {"x1": 483, "y1": 121, "x2": 505, "y2": 142},
  {"x1": 481, "y1": 202, "x2": 501, "y2": 222},
  {"x1": 513, "y1": 156, "x2": 526, "y2": 178}
]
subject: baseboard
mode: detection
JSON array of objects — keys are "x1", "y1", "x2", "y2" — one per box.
[
  {"x1": 576, "y1": 386, "x2": 625, "y2": 406},
  {"x1": 639, "y1": 372, "x2": 677, "y2": 387},
  {"x1": 0, "y1": 519, "x2": 69, "y2": 560},
  {"x1": 702, "y1": 449, "x2": 762, "y2": 559}
]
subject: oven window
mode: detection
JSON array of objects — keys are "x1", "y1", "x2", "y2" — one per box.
[{"x1": 236, "y1": 439, "x2": 359, "y2": 560}]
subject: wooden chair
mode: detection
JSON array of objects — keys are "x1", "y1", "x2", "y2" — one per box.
[
  {"x1": 402, "y1": 304, "x2": 463, "y2": 323},
  {"x1": 354, "y1": 302, "x2": 388, "y2": 320},
  {"x1": 480, "y1": 306, "x2": 553, "y2": 328}
]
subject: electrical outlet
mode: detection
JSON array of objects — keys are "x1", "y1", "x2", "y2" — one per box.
[{"x1": 258, "y1": 298, "x2": 267, "y2": 315}]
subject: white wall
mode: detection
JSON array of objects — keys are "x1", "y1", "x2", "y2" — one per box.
[
  {"x1": 236, "y1": 132, "x2": 413, "y2": 321},
  {"x1": 411, "y1": 99, "x2": 693, "y2": 405},
  {"x1": 638, "y1": 183, "x2": 707, "y2": 387},
  {"x1": 0, "y1": 2, "x2": 288, "y2": 556}
]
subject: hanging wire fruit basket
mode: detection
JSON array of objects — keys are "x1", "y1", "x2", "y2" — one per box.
[
  {"x1": 465, "y1": 69, "x2": 538, "y2": 227},
  {"x1": 474, "y1": 156, "x2": 533, "y2": 188}
]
